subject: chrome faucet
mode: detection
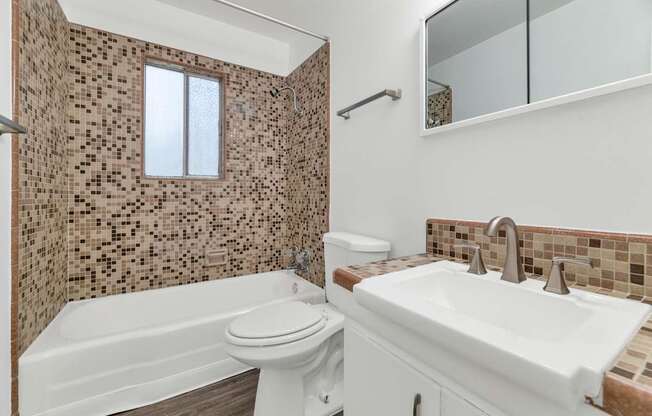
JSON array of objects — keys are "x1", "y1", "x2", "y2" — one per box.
[
  {"x1": 288, "y1": 247, "x2": 311, "y2": 274},
  {"x1": 453, "y1": 244, "x2": 487, "y2": 275},
  {"x1": 484, "y1": 216, "x2": 526, "y2": 284}
]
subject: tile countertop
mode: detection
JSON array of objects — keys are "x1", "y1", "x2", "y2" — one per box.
[{"x1": 333, "y1": 254, "x2": 652, "y2": 416}]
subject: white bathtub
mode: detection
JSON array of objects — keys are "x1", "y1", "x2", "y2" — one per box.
[{"x1": 19, "y1": 270, "x2": 325, "y2": 416}]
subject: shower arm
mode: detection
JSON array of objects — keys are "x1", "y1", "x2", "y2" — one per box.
[{"x1": 273, "y1": 86, "x2": 301, "y2": 114}]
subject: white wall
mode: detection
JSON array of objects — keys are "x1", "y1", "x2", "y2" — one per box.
[
  {"x1": 0, "y1": 0, "x2": 12, "y2": 412},
  {"x1": 235, "y1": 0, "x2": 652, "y2": 257},
  {"x1": 530, "y1": 0, "x2": 652, "y2": 101},
  {"x1": 429, "y1": 23, "x2": 527, "y2": 122},
  {"x1": 58, "y1": 0, "x2": 292, "y2": 76}
]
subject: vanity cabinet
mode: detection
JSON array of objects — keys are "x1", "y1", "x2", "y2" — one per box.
[
  {"x1": 345, "y1": 324, "x2": 488, "y2": 416},
  {"x1": 442, "y1": 389, "x2": 487, "y2": 416},
  {"x1": 345, "y1": 324, "x2": 441, "y2": 416}
]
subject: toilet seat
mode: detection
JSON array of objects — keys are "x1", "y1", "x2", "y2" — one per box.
[{"x1": 226, "y1": 301, "x2": 327, "y2": 347}]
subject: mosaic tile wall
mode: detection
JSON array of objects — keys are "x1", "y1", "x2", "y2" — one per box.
[
  {"x1": 286, "y1": 44, "x2": 330, "y2": 287},
  {"x1": 66, "y1": 25, "x2": 330, "y2": 300},
  {"x1": 427, "y1": 218, "x2": 652, "y2": 297},
  {"x1": 426, "y1": 89, "x2": 452, "y2": 128},
  {"x1": 15, "y1": 0, "x2": 69, "y2": 356}
]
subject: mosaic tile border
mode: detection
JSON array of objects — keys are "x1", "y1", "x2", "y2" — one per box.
[{"x1": 427, "y1": 218, "x2": 652, "y2": 298}]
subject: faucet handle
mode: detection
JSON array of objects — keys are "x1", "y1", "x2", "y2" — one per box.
[
  {"x1": 453, "y1": 244, "x2": 487, "y2": 275},
  {"x1": 552, "y1": 256, "x2": 593, "y2": 268},
  {"x1": 544, "y1": 256, "x2": 594, "y2": 295}
]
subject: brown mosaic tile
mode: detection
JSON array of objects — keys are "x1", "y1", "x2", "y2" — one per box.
[
  {"x1": 10, "y1": 0, "x2": 20, "y2": 413},
  {"x1": 16, "y1": 0, "x2": 69, "y2": 356},
  {"x1": 285, "y1": 44, "x2": 330, "y2": 287},
  {"x1": 426, "y1": 88, "x2": 452, "y2": 128},
  {"x1": 66, "y1": 26, "x2": 330, "y2": 300},
  {"x1": 426, "y1": 218, "x2": 652, "y2": 297},
  {"x1": 333, "y1": 254, "x2": 440, "y2": 289}
]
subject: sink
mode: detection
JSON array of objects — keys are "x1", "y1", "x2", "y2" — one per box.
[{"x1": 353, "y1": 260, "x2": 651, "y2": 410}]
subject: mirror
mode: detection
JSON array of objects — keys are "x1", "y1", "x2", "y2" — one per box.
[{"x1": 424, "y1": 0, "x2": 652, "y2": 131}]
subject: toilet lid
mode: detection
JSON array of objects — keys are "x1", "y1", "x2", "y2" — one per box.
[{"x1": 228, "y1": 301, "x2": 325, "y2": 340}]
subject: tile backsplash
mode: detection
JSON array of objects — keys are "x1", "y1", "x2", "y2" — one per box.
[{"x1": 427, "y1": 218, "x2": 652, "y2": 297}]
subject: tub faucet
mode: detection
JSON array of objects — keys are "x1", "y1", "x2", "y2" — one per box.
[
  {"x1": 288, "y1": 247, "x2": 311, "y2": 273},
  {"x1": 484, "y1": 216, "x2": 526, "y2": 284}
]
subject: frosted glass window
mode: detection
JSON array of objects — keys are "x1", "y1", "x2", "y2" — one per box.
[
  {"x1": 144, "y1": 63, "x2": 222, "y2": 178},
  {"x1": 188, "y1": 76, "x2": 220, "y2": 176},
  {"x1": 144, "y1": 65, "x2": 184, "y2": 177}
]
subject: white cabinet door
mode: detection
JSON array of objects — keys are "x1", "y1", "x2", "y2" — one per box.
[
  {"x1": 442, "y1": 389, "x2": 487, "y2": 416},
  {"x1": 345, "y1": 326, "x2": 441, "y2": 416}
]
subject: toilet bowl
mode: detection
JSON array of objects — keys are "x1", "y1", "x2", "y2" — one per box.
[{"x1": 226, "y1": 232, "x2": 391, "y2": 416}]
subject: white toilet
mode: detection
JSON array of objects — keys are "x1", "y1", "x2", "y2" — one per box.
[{"x1": 225, "y1": 232, "x2": 391, "y2": 416}]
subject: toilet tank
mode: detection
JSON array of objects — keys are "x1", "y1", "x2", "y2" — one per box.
[{"x1": 322, "y1": 232, "x2": 391, "y2": 297}]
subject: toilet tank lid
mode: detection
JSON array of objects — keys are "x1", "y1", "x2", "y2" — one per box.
[{"x1": 323, "y1": 232, "x2": 391, "y2": 253}]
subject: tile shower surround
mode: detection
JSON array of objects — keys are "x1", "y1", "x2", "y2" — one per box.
[
  {"x1": 14, "y1": 0, "x2": 69, "y2": 375},
  {"x1": 286, "y1": 45, "x2": 330, "y2": 287},
  {"x1": 66, "y1": 26, "x2": 330, "y2": 300}
]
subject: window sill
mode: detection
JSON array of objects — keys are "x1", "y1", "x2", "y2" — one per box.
[{"x1": 142, "y1": 175, "x2": 225, "y2": 181}]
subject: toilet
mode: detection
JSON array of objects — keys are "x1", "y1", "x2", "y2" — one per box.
[{"x1": 225, "y1": 232, "x2": 391, "y2": 416}]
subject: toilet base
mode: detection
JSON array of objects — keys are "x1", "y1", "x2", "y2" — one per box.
[
  {"x1": 254, "y1": 368, "x2": 343, "y2": 416},
  {"x1": 305, "y1": 382, "x2": 343, "y2": 416}
]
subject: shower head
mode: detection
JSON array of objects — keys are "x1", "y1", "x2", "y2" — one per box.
[{"x1": 270, "y1": 85, "x2": 301, "y2": 114}]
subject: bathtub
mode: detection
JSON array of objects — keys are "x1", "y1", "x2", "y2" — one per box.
[{"x1": 19, "y1": 270, "x2": 325, "y2": 416}]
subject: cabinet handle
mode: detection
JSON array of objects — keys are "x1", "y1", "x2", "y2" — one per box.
[{"x1": 413, "y1": 393, "x2": 422, "y2": 416}]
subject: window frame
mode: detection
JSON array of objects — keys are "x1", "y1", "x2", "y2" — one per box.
[{"x1": 142, "y1": 57, "x2": 226, "y2": 180}]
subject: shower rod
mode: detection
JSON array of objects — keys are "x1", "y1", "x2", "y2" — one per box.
[
  {"x1": 428, "y1": 78, "x2": 450, "y2": 90},
  {"x1": 0, "y1": 114, "x2": 27, "y2": 135},
  {"x1": 209, "y1": 0, "x2": 329, "y2": 42}
]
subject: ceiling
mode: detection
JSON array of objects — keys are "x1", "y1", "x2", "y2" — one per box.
[
  {"x1": 155, "y1": 0, "x2": 324, "y2": 46},
  {"x1": 428, "y1": 0, "x2": 576, "y2": 67}
]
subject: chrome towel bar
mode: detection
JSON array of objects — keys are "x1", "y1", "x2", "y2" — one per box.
[
  {"x1": 0, "y1": 114, "x2": 27, "y2": 135},
  {"x1": 337, "y1": 89, "x2": 402, "y2": 120}
]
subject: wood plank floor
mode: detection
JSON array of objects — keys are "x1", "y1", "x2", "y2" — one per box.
[
  {"x1": 114, "y1": 370, "x2": 344, "y2": 416},
  {"x1": 115, "y1": 370, "x2": 259, "y2": 416}
]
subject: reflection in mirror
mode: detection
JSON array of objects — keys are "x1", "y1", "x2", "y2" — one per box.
[
  {"x1": 529, "y1": 0, "x2": 652, "y2": 101},
  {"x1": 425, "y1": 0, "x2": 528, "y2": 129}
]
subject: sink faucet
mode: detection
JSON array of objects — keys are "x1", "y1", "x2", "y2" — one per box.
[
  {"x1": 544, "y1": 256, "x2": 593, "y2": 295},
  {"x1": 484, "y1": 216, "x2": 526, "y2": 284},
  {"x1": 453, "y1": 244, "x2": 487, "y2": 275}
]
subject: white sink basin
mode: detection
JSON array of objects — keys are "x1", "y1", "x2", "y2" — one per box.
[{"x1": 353, "y1": 261, "x2": 651, "y2": 410}]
